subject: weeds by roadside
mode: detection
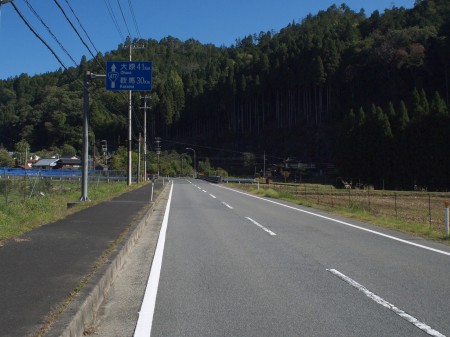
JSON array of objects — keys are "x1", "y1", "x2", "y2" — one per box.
[
  {"x1": 0, "y1": 181, "x2": 145, "y2": 244},
  {"x1": 234, "y1": 183, "x2": 449, "y2": 243}
]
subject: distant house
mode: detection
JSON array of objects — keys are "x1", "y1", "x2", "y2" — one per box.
[
  {"x1": 33, "y1": 156, "x2": 81, "y2": 170},
  {"x1": 54, "y1": 157, "x2": 81, "y2": 169},
  {"x1": 33, "y1": 158, "x2": 60, "y2": 169},
  {"x1": 94, "y1": 163, "x2": 108, "y2": 171}
]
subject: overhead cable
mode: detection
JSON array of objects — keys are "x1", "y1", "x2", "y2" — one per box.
[
  {"x1": 52, "y1": 0, "x2": 96, "y2": 60},
  {"x1": 127, "y1": 0, "x2": 141, "y2": 39},
  {"x1": 116, "y1": 0, "x2": 132, "y2": 38},
  {"x1": 11, "y1": 1, "x2": 69, "y2": 72},
  {"x1": 23, "y1": 0, "x2": 78, "y2": 67},
  {"x1": 64, "y1": 0, "x2": 99, "y2": 55},
  {"x1": 104, "y1": 0, "x2": 125, "y2": 42}
]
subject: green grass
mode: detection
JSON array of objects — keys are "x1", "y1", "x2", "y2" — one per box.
[{"x1": 0, "y1": 181, "x2": 145, "y2": 244}]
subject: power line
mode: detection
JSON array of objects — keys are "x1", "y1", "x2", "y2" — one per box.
[
  {"x1": 64, "y1": 0, "x2": 99, "y2": 55},
  {"x1": 127, "y1": 0, "x2": 141, "y2": 39},
  {"x1": 161, "y1": 139, "x2": 285, "y2": 160},
  {"x1": 116, "y1": 0, "x2": 132, "y2": 38},
  {"x1": 23, "y1": 0, "x2": 78, "y2": 67},
  {"x1": 11, "y1": 1, "x2": 69, "y2": 72},
  {"x1": 52, "y1": 0, "x2": 96, "y2": 60},
  {"x1": 103, "y1": 0, "x2": 125, "y2": 41}
]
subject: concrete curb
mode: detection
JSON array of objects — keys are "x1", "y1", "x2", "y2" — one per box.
[{"x1": 46, "y1": 182, "x2": 171, "y2": 337}]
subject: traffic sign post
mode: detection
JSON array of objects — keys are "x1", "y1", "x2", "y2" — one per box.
[{"x1": 106, "y1": 61, "x2": 152, "y2": 91}]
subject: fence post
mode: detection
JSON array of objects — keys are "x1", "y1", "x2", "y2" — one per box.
[
  {"x1": 429, "y1": 194, "x2": 432, "y2": 228},
  {"x1": 317, "y1": 185, "x2": 320, "y2": 204},
  {"x1": 394, "y1": 192, "x2": 397, "y2": 218},
  {"x1": 444, "y1": 202, "x2": 449, "y2": 239},
  {"x1": 331, "y1": 186, "x2": 334, "y2": 207}
]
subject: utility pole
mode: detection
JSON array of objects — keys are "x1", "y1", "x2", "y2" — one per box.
[
  {"x1": 137, "y1": 132, "x2": 141, "y2": 183},
  {"x1": 81, "y1": 72, "x2": 105, "y2": 201},
  {"x1": 155, "y1": 137, "x2": 161, "y2": 177},
  {"x1": 126, "y1": 37, "x2": 145, "y2": 185},
  {"x1": 263, "y1": 151, "x2": 266, "y2": 180},
  {"x1": 140, "y1": 95, "x2": 150, "y2": 181}
]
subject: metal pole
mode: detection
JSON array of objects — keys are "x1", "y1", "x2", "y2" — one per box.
[
  {"x1": 80, "y1": 72, "x2": 90, "y2": 201},
  {"x1": 263, "y1": 151, "x2": 266, "y2": 180},
  {"x1": 143, "y1": 96, "x2": 148, "y2": 181},
  {"x1": 137, "y1": 132, "x2": 141, "y2": 184},
  {"x1": 151, "y1": 182, "x2": 154, "y2": 201},
  {"x1": 127, "y1": 38, "x2": 133, "y2": 186}
]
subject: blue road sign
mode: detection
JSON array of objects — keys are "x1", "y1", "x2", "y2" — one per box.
[{"x1": 106, "y1": 61, "x2": 152, "y2": 91}]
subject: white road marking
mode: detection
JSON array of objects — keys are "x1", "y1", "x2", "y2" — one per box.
[
  {"x1": 209, "y1": 194, "x2": 216, "y2": 199},
  {"x1": 327, "y1": 269, "x2": 446, "y2": 337},
  {"x1": 222, "y1": 202, "x2": 233, "y2": 209},
  {"x1": 202, "y1": 190, "x2": 207, "y2": 193},
  {"x1": 197, "y1": 187, "x2": 201, "y2": 190},
  {"x1": 246, "y1": 217, "x2": 277, "y2": 236},
  {"x1": 217, "y1": 185, "x2": 450, "y2": 257},
  {"x1": 134, "y1": 183, "x2": 174, "y2": 337}
]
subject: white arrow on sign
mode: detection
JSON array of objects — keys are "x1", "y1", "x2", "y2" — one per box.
[{"x1": 111, "y1": 63, "x2": 117, "y2": 72}]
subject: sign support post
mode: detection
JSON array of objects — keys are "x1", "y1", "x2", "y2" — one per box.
[{"x1": 106, "y1": 60, "x2": 152, "y2": 185}]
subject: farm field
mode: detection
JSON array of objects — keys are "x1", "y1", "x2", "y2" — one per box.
[{"x1": 229, "y1": 182, "x2": 450, "y2": 242}]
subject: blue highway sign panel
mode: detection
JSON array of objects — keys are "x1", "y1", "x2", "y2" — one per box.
[{"x1": 106, "y1": 61, "x2": 152, "y2": 91}]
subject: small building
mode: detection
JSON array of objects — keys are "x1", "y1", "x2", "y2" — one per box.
[
  {"x1": 33, "y1": 158, "x2": 59, "y2": 169},
  {"x1": 33, "y1": 156, "x2": 81, "y2": 170},
  {"x1": 55, "y1": 157, "x2": 81, "y2": 169}
]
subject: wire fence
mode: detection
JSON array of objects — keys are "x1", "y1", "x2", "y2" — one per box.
[
  {"x1": 254, "y1": 182, "x2": 450, "y2": 233},
  {"x1": 0, "y1": 168, "x2": 128, "y2": 205}
]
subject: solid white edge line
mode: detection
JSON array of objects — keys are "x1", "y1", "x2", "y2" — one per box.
[
  {"x1": 246, "y1": 217, "x2": 276, "y2": 236},
  {"x1": 327, "y1": 269, "x2": 446, "y2": 337},
  {"x1": 133, "y1": 182, "x2": 174, "y2": 337},
  {"x1": 217, "y1": 185, "x2": 450, "y2": 257}
]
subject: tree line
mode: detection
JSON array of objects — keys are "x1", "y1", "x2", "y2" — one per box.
[{"x1": 0, "y1": 0, "x2": 449, "y2": 189}]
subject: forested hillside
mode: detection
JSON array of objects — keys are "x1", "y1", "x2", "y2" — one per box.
[{"x1": 0, "y1": 0, "x2": 449, "y2": 189}]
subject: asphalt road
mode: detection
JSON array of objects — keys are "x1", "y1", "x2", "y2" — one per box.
[{"x1": 133, "y1": 179, "x2": 450, "y2": 336}]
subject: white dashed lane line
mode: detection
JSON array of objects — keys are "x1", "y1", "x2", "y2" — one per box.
[
  {"x1": 221, "y1": 202, "x2": 233, "y2": 209},
  {"x1": 245, "y1": 217, "x2": 276, "y2": 236}
]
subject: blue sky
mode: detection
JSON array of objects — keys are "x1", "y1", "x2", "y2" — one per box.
[{"x1": 0, "y1": 0, "x2": 415, "y2": 80}]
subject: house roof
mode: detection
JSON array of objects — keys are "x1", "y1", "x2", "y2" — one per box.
[
  {"x1": 58, "y1": 158, "x2": 81, "y2": 165},
  {"x1": 34, "y1": 158, "x2": 59, "y2": 167}
]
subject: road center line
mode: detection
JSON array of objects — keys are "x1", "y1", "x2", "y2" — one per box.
[
  {"x1": 327, "y1": 269, "x2": 445, "y2": 337},
  {"x1": 134, "y1": 183, "x2": 174, "y2": 337},
  {"x1": 217, "y1": 185, "x2": 450, "y2": 257},
  {"x1": 221, "y1": 201, "x2": 233, "y2": 209},
  {"x1": 246, "y1": 217, "x2": 277, "y2": 236},
  {"x1": 209, "y1": 194, "x2": 216, "y2": 199},
  {"x1": 202, "y1": 190, "x2": 207, "y2": 193}
]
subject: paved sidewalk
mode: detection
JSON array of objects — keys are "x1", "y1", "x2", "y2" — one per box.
[{"x1": 0, "y1": 181, "x2": 163, "y2": 337}]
